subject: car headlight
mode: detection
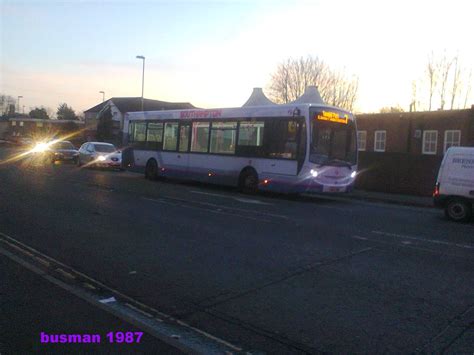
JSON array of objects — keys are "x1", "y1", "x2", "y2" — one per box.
[
  {"x1": 97, "y1": 155, "x2": 106, "y2": 161},
  {"x1": 351, "y1": 171, "x2": 357, "y2": 178},
  {"x1": 31, "y1": 142, "x2": 49, "y2": 153}
]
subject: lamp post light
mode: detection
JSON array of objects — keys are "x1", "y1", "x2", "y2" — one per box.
[
  {"x1": 17, "y1": 96, "x2": 23, "y2": 114},
  {"x1": 99, "y1": 91, "x2": 105, "y2": 102},
  {"x1": 136, "y1": 55, "x2": 145, "y2": 111}
]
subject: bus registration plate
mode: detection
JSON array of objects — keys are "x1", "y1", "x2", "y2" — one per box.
[{"x1": 324, "y1": 186, "x2": 344, "y2": 193}]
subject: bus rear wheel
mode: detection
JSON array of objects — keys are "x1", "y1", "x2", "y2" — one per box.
[
  {"x1": 145, "y1": 159, "x2": 159, "y2": 180},
  {"x1": 239, "y1": 169, "x2": 258, "y2": 194}
]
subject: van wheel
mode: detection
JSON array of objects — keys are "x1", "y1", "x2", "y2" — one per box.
[
  {"x1": 445, "y1": 199, "x2": 472, "y2": 222},
  {"x1": 239, "y1": 169, "x2": 258, "y2": 194},
  {"x1": 145, "y1": 159, "x2": 159, "y2": 180}
]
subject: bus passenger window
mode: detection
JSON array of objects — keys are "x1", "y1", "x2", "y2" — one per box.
[
  {"x1": 191, "y1": 122, "x2": 210, "y2": 153},
  {"x1": 163, "y1": 122, "x2": 179, "y2": 150},
  {"x1": 134, "y1": 122, "x2": 147, "y2": 142},
  {"x1": 210, "y1": 122, "x2": 237, "y2": 154},
  {"x1": 179, "y1": 123, "x2": 190, "y2": 152},
  {"x1": 147, "y1": 122, "x2": 163, "y2": 143},
  {"x1": 264, "y1": 119, "x2": 298, "y2": 159},
  {"x1": 238, "y1": 121, "x2": 264, "y2": 146}
]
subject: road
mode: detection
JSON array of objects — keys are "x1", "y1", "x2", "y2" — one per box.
[{"x1": 1, "y1": 147, "x2": 473, "y2": 353}]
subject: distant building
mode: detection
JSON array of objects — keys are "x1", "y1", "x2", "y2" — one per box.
[
  {"x1": 355, "y1": 106, "x2": 474, "y2": 196},
  {"x1": 356, "y1": 107, "x2": 474, "y2": 155},
  {"x1": 3, "y1": 117, "x2": 85, "y2": 145},
  {"x1": 83, "y1": 97, "x2": 195, "y2": 143}
]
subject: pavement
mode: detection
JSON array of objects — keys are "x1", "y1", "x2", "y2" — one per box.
[
  {"x1": 347, "y1": 189, "x2": 433, "y2": 208},
  {"x1": 1, "y1": 147, "x2": 473, "y2": 354},
  {"x1": 0, "y1": 253, "x2": 183, "y2": 354}
]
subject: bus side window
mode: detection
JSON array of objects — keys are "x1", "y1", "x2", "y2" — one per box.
[
  {"x1": 264, "y1": 119, "x2": 298, "y2": 159},
  {"x1": 163, "y1": 122, "x2": 179, "y2": 151},
  {"x1": 210, "y1": 122, "x2": 237, "y2": 154},
  {"x1": 191, "y1": 122, "x2": 210, "y2": 153},
  {"x1": 236, "y1": 120, "x2": 265, "y2": 157},
  {"x1": 133, "y1": 122, "x2": 147, "y2": 143},
  {"x1": 146, "y1": 122, "x2": 164, "y2": 150}
]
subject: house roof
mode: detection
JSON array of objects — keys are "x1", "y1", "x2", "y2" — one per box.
[{"x1": 84, "y1": 97, "x2": 195, "y2": 113}]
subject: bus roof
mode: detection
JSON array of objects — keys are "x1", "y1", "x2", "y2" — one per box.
[{"x1": 126, "y1": 103, "x2": 352, "y2": 121}]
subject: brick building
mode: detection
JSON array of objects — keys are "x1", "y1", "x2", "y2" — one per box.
[
  {"x1": 2, "y1": 118, "x2": 85, "y2": 146},
  {"x1": 354, "y1": 107, "x2": 474, "y2": 196}
]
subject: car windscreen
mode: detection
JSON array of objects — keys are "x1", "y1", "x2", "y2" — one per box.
[
  {"x1": 52, "y1": 142, "x2": 75, "y2": 150},
  {"x1": 309, "y1": 109, "x2": 357, "y2": 165},
  {"x1": 94, "y1": 144, "x2": 116, "y2": 153}
]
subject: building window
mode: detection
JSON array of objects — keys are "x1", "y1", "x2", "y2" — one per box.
[
  {"x1": 422, "y1": 130, "x2": 438, "y2": 155},
  {"x1": 374, "y1": 130, "x2": 386, "y2": 152},
  {"x1": 19, "y1": 121, "x2": 24, "y2": 127},
  {"x1": 36, "y1": 122, "x2": 43, "y2": 127},
  {"x1": 444, "y1": 130, "x2": 461, "y2": 153},
  {"x1": 357, "y1": 131, "x2": 366, "y2": 151},
  {"x1": 11, "y1": 121, "x2": 16, "y2": 126}
]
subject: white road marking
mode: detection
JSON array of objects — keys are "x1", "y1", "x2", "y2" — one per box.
[
  {"x1": 352, "y1": 236, "x2": 368, "y2": 240},
  {"x1": 233, "y1": 197, "x2": 272, "y2": 205},
  {"x1": 191, "y1": 190, "x2": 273, "y2": 205},
  {"x1": 372, "y1": 230, "x2": 474, "y2": 250},
  {"x1": 99, "y1": 297, "x2": 117, "y2": 304},
  {"x1": 142, "y1": 196, "x2": 288, "y2": 221}
]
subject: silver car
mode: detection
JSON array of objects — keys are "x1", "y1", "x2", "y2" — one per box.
[{"x1": 77, "y1": 142, "x2": 122, "y2": 169}]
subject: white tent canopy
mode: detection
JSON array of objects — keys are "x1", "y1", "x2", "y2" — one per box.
[
  {"x1": 290, "y1": 86, "x2": 324, "y2": 105},
  {"x1": 242, "y1": 88, "x2": 276, "y2": 107}
]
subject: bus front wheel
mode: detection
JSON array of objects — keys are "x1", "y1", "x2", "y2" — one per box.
[
  {"x1": 239, "y1": 169, "x2": 258, "y2": 194},
  {"x1": 145, "y1": 159, "x2": 159, "y2": 180}
]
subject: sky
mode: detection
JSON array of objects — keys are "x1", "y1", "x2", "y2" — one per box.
[{"x1": 1, "y1": 0, "x2": 473, "y2": 115}]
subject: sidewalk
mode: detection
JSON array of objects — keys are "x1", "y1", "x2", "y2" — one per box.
[{"x1": 349, "y1": 189, "x2": 433, "y2": 208}]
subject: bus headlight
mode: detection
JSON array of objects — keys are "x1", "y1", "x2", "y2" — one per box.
[
  {"x1": 351, "y1": 171, "x2": 357, "y2": 178},
  {"x1": 310, "y1": 169, "x2": 318, "y2": 177}
]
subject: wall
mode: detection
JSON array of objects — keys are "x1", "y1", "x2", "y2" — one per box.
[{"x1": 355, "y1": 152, "x2": 443, "y2": 196}]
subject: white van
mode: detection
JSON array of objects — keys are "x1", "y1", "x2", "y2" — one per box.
[{"x1": 433, "y1": 147, "x2": 474, "y2": 222}]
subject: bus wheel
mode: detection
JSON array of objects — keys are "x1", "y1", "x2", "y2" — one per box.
[
  {"x1": 239, "y1": 169, "x2": 258, "y2": 194},
  {"x1": 145, "y1": 159, "x2": 159, "y2": 180},
  {"x1": 445, "y1": 199, "x2": 472, "y2": 222}
]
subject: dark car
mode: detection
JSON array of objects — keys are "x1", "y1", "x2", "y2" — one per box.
[{"x1": 49, "y1": 141, "x2": 79, "y2": 164}]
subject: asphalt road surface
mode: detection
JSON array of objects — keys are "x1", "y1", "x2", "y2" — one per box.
[{"x1": 1, "y1": 147, "x2": 473, "y2": 353}]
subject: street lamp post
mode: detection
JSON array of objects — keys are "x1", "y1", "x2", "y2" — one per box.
[
  {"x1": 99, "y1": 91, "x2": 105, "y2": 102},
  {"x1": 17, "y1": 96, "x2": 23, "y2": 114},
  {"x1": 136, "y1": 55, "x2": 145, "y2": 111}
]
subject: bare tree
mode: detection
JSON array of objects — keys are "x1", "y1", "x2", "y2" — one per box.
[
  {"x1": 450, "y1": 56, "x2": 461, "y2": 109},
  {"x1": 438, "y1": 52, "x2": 453, "y2": 110},
  {"x1": 427, "y1": 52, "x2": 438, "y2": 111},
  {"x1": 268, "y1": 56, "x2": 359, "y2": 111},
  {"x1": 463, "y1": 69, "x2": 472, "y2": 109}
]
